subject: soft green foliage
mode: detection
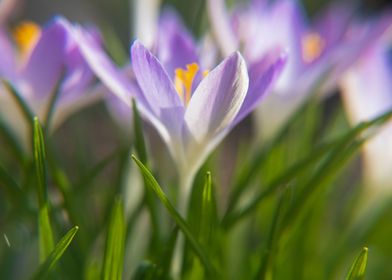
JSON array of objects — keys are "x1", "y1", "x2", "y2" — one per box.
[
  {"x1": 132, "y1": 155, "x2": 216, "y2": 275},
  {"x1": 32, "y1": 226, "x2": 79, "y2": 280},
  {"x1": 345, "y1": 247, "x2": 368, "y2": 280},
  {"x1": 34, "y1": 117, "x2": 54, "y2": 262},
  {"x1": 102, "y1": 198, "x2": 126, "y2": 280},
  {"x1": 2, "y1": 3, "x2": 392, "y2": 277}
]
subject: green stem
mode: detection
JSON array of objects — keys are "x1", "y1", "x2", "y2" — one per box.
[{"x1": 171, "y1": 168, "x2": 197, "y2": 279}]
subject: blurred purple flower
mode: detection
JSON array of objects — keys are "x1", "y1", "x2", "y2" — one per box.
[
  {"x1": 341, "y1": 32, "x2": 392, "y2": 193},
  {"x1": 0, "y1": 17, "x2": 104, "y2": 142},
  {"x1": 208, "y1": 0, "x2": 392, "y2": 139}
]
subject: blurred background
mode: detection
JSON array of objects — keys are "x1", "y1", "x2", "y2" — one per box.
[{"x1": 1, "y1": 0, "x2": 392, "y2": 279}]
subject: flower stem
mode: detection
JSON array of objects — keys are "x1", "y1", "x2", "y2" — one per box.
[{"x1": 171, "y1": 168, "x2": 197, "y2": 279}]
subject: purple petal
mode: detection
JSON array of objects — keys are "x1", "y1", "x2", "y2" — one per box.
[
  {"x1": 234, "y1": 49, "x2": 287, "y2": 125},
  {"x1": 72, "y1": 25, "x2": 143, "y2": 107},
  {"x1": 184, "y1": 52, "x2": 249, "y2": 143},
  {"x1": 341, "y1": 42, "x2": 392, "y2": 124},
  {"x1": 157, "y1": 9, "x2": 199, "y2": 78},
  {"x1": 19, "y1": 19, "x2": 67, "y2": 99},
  {"x1": 131, "y1": 40, "x2": 185, "y2": 136}
]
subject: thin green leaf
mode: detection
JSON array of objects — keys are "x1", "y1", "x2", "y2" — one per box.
[
  {"x1": 255, "y1": 188, "x2": 291, "y2": 279},
  {"x1": 32, "y1": 226, "x2": 79, "y2": 280},
  {"x1": 132, "y1": 99, "x2": 161, "y2": 248},
  {"x1": 345, "y1": 247, "x2": 368, "y2": 280},
  {"x1": 102, "y1": 198, "x2": 125, "y2": 280},
  {"x1": 44, "y1": 70, "x2": 65, "y2": 131},
  {"x1": 34, "y1": 117, "x2": 54, "y2": 262},
  {"x1": 2, "y1": 80, "x2": 35, "y2": 125},
  {"x1": 34, "y1": 117, "x2": 47, "y2": 206},
  {"x1": 131, "y1": 155, "x2": 216, "y2": 275},
  {"x1": 133, "y1": 261, "x2": 158, "y2": 280},
  {"x1": 226, "y1": 98, "x2": 313, "y2": 213},
  {"x1": 132, "y1": 99, "x2": 147, "y2": 164},
  {"x1": 223, "y1": 109, "x2": 392, "y2": 228},
  {"x1": 199, "y1": 171, "x2": 216, "y2": 246}
]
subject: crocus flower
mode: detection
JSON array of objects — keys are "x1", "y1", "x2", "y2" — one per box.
[
  {"x1": 74, "y1": 14, "x2": 285, "y2": 211},
  {"x1": 208, "y1": 0, "x2": 392, "y2": 139},
  {"x1": 341, "y1": 34, "x2": 392, "y2": 195},
  {"x1": 0, "y1": 17, "x2": 103, "y2": 144}
]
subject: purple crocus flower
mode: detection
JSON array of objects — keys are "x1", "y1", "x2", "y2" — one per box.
[
  {"x1": 74, "y1": 11, "x2": 285, "y2": 211},
  {"x1": 341, "y1": 34, "x2": 392, "y2": 195},
  {"x1": 208, "y1": 0, "x2": 392, "y2": 139},
  {"x1": 0, "y1": 17, "x2": 104, "y2": 143}
]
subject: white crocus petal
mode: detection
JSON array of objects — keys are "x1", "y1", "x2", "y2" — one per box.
[
  {"x1": 133, "y1": 0, "x2": 161, "y2": 48},
  {"x1": 207, "y1": 0, "x2": 238, "y2": 57},
  {"x1": 183, "y1": 52, "x2": 248, "y2": 172}
]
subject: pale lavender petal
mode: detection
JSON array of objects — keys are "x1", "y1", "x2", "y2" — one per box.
[
  {"x1": 184, "y1": 52, "x2": 248, "y2": 143},
  {"x1": 341, "y1": 42, "x2": 392, "y2": 124},
  {"x1": 234, "y1": 50, "x2": 287, "y2": 125},
  {"x1": 341, "y1": 40, "x2": 392, "y2": 190},
  {"x1": 157, "y1": 9, "x2": 199, "y2": 77},
  {"x1": 313, "y1": 12, "x2": 392, "y2": 94},
  {"x1": 131, "y1": 40, "x2": 185, "y2": 136},
  {"x1": 207, "y1": 0, "x2": 238, "y2": 57},
  {"x1": 133, "y1": 0, "x2": 160, "y2": 48},
  {"x1": 72, "y1": 25, "x2": 143, "y2": 107},
  {"x1": 19, "y1": 19, "x2": 67, "y2": 99}
]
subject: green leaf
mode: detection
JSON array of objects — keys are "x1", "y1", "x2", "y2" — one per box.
[
  {"x1": 133, "y1": 261, "x2": 158, "y2": 280},
  {"x1": 102, "y1": 198, "x2": 125, "y2": 280},
  {"x1": 33, "y1": 117, "x2": 54, "y2": 262},
  {"x1": 31, "y1": 226, "x2": 79, "y2": 280},
  {"x1": 223, "y1": 108, "x2": 392, "y2": 228},
  {"x1": 2, "y1": 80, "x2": 35, "y2": 125},
  {"x1": 132, "y1": 99, "x2": 161, "y2": 248},
  {"x1": 34, "y1": 117, "x2": 48, "y2": 206},
  {"x1": 44, "y1": 70, "x2": 65, "y2": 131},
  {"x1": 199, "y1": 171, "x2": 216, "y2": 246},
  {"x1": 255, "y1": 188, "x2": 291, "y2": 279},
  {"x1": 226, "y1": 98, "x2": 313, "y2": 214},
  {"x1": 132, "y1": 99, "x2": 147, "y2": 164},
  {"x1": 131, "y1": 155, "x2": 216, "y2": 275},
  {"x1": 345, "y1": 247, "x2": 368, "y2": 280}
]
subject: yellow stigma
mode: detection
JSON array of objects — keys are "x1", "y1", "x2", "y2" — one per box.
[
  {"x1": 174, "y1": 63, "x2": 200, "y2": 105},
  {"x1": 302, "y1": 33, "x2": 325, "y2": 63},
  {"x1": 13, "y1": 21, "x2": 41, "y2": 55}
]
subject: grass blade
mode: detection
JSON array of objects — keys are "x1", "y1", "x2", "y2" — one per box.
[
  {"x1": 31, "y1": 226, "x2": 79, "y2": 280},
  {"x1": 132, "y1": 99, "x2": 161, "y2": 248},
  {"x1": 345, "y1": 247, "x2": 368, "y2": 280},
  {"x1": 102, "y1": 198, "x2": 125, "y2": 280},
  {"x1": 2, "y1": 80, "x2": 35, "y2": 125},
  {"x1": 132, "y1": 99, "x2": 147, "y2": 164},
  {"x1": 199, "y1": 171, "x2": 216, "y2": 246},
  {"x1": 34, "y1": 117, "x2": 54, "y2": 262},
  {"x1": 44, "y1": 70, "x2": 64, "y2": 131},
  {"x1": 223, "y1": 108, "x2": 392, "y2": 228},
  {"x1": 131, "y1": 155, "x2": 216, "y2": 275}
]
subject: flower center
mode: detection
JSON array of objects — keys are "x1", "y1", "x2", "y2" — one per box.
[
  {"x1": 174, "y1": 63, "x2": 200, "y2": 105},
  {"x1": 302, "y1": 33, "x2": 325, "y2": 63},
  {"x1": 12, "y1": 21, "x2": 41, "y2": 56}
]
